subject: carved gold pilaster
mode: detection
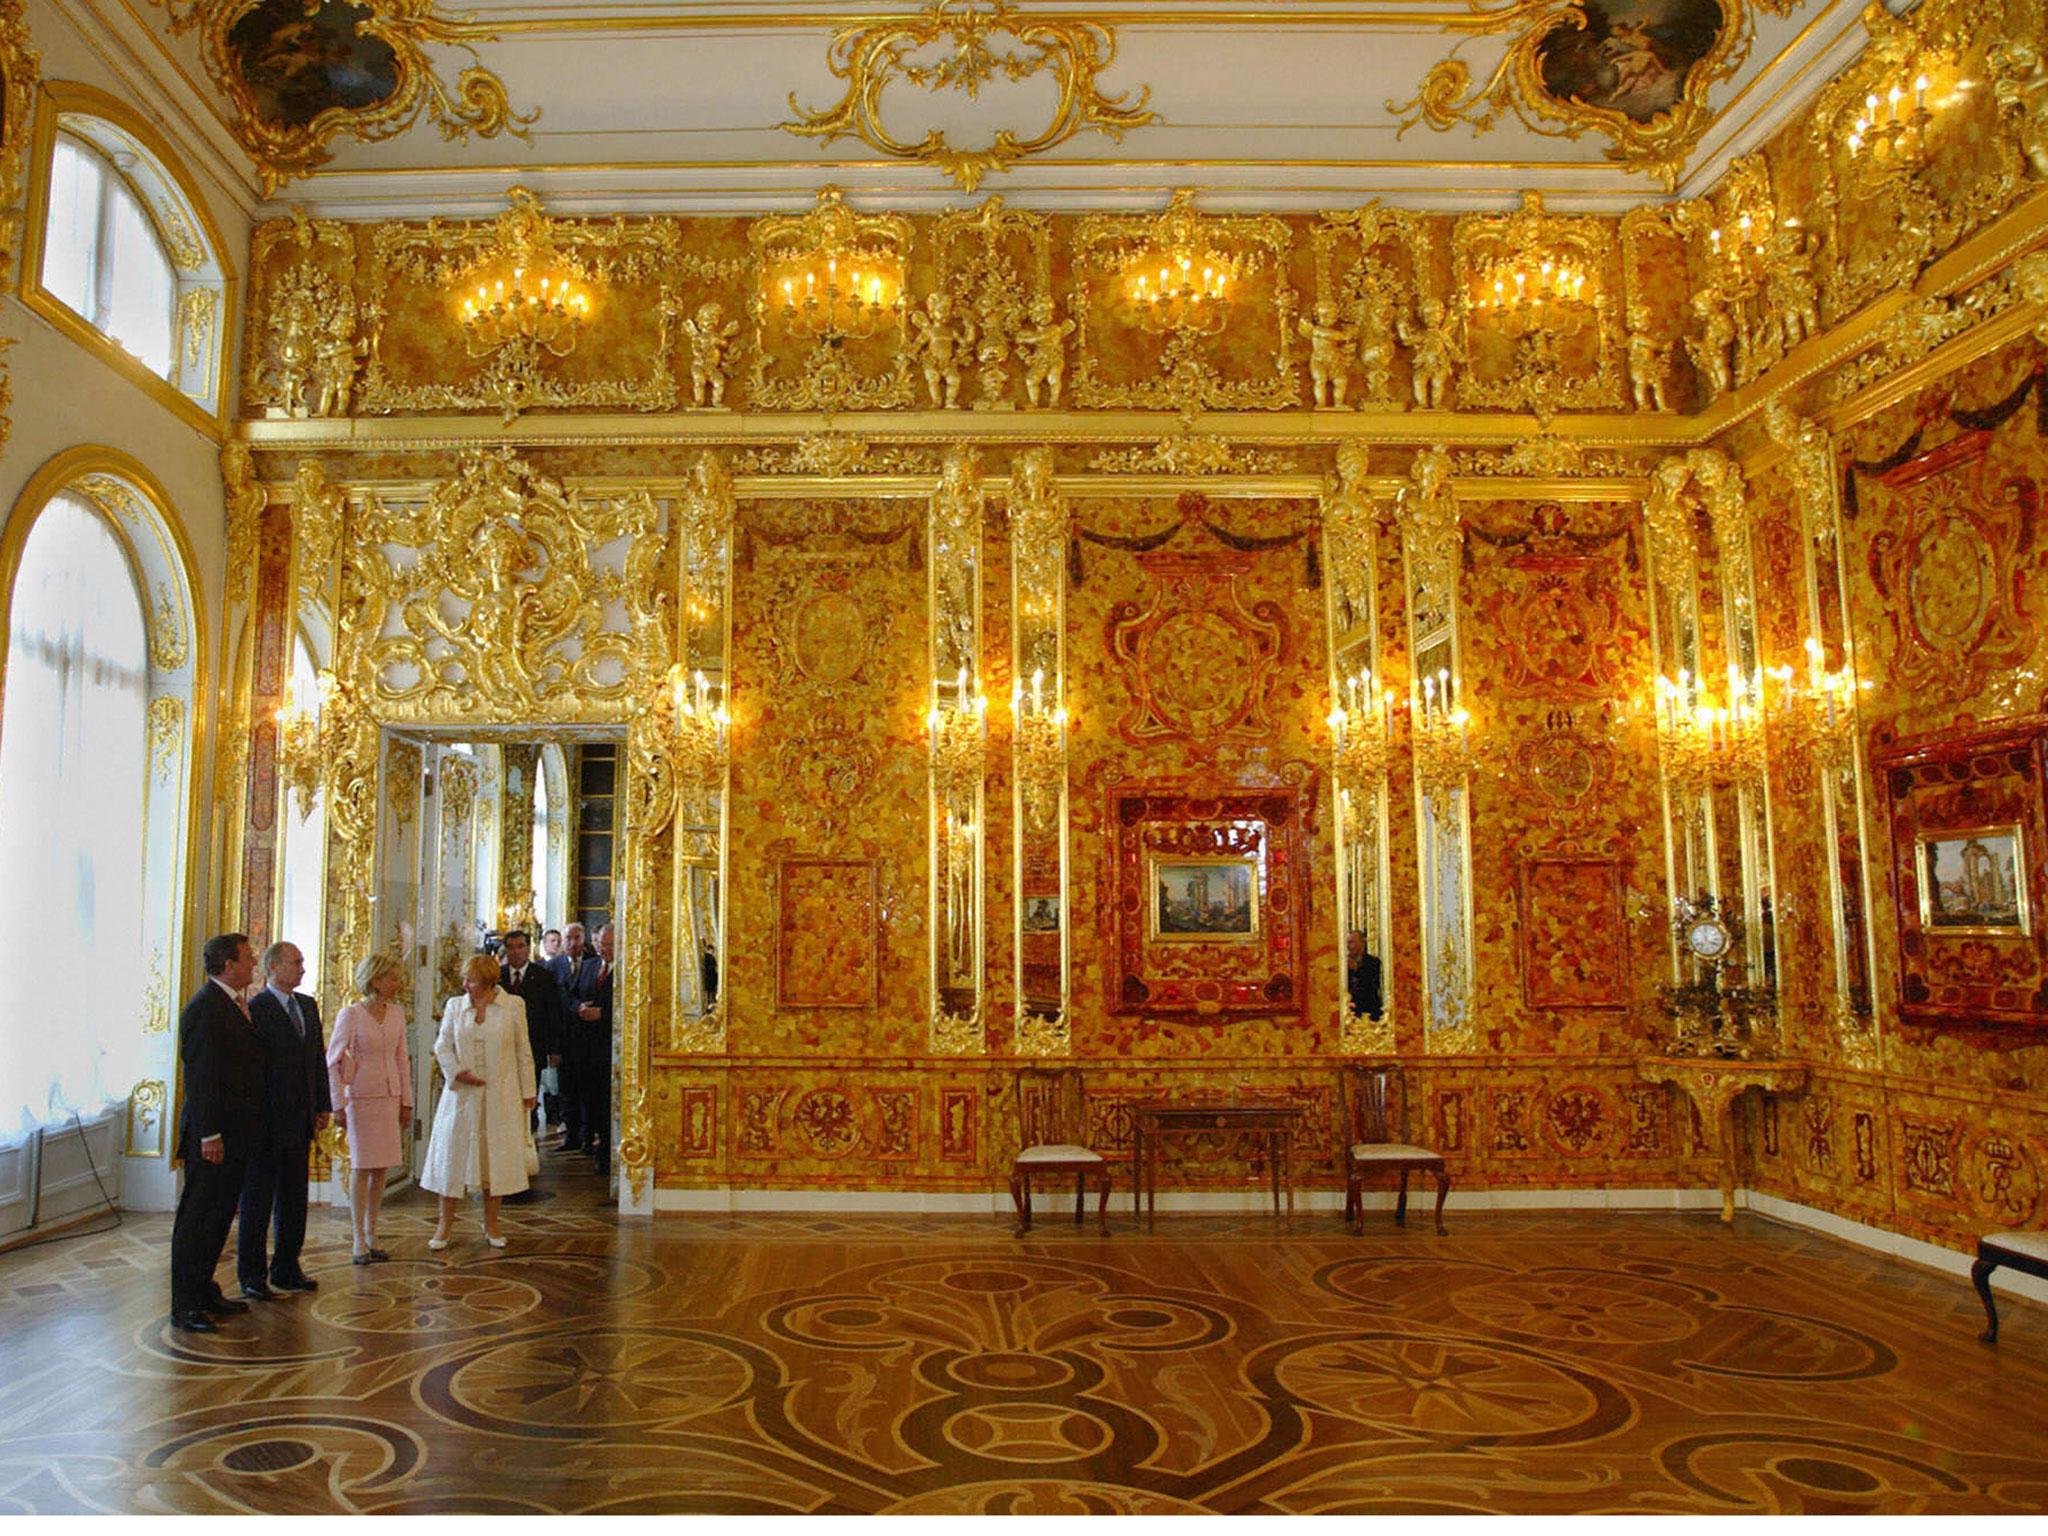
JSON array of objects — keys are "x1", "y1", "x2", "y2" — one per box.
[
  {"x1": 1009, "y1": 446, "x2": 1069, "y2": 1054},
  {"x1": 930, "y1": 445, "x2": 987, "y2": 1055}
]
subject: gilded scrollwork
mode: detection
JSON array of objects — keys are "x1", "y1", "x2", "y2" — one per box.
[
  {"x1": 782, "y1": 0, "x2": 1155, "y2": 192},
  {"x1": 348, "y1": 449, "x2": 669, "y2": 723},
  {"x1": 1452, "y1": 194, "x2": 1625, "y2": 411},
  {"x1": 1069, "y1": 192, "x2": 1300, "y2": 414},
  {"x1": 748, "y1": 189, "x2": 916, "y2": 412},
  {"x1": 1389, "y1": 0, "x2": 1799, "y2": 189},
  {"x1": 1086, "y1": 437, "x2": 1294, "y2": 476},
  {"x1": 930, "y1": 446, "x2": 986, "y2": 1053},
  {"x1": 148, "y1": 696, "x2": 183, "y2": 785},
  {"x1": 244, "y1": 208, "x2": 359, "y2": 419},
  {"x1": 0, "y1": 0, "x2": 38, "y2": 291},
  {"x1": 142, "y1": 0, "x2": 535, "y2": 193},
  {"x1": 1310, "y1": 205, "x2": 1438, "y2": 413},
  {"x1": 932, "y1": 196, "x2": 1054, "y2": 409}
]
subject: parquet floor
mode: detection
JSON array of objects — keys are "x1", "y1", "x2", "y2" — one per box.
[{"x1": 2, "y1": 1144, "x2": 2045, "y2": 1514}]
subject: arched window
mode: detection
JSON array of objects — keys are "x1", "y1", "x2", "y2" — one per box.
[
  {"x1": 276, "y1": 632, "x2": 327, "y2": 994},
  {"x1": 23, "y1": 85, "x2": 233, "y2": 428},
  {"x1": 42, "y1": 132, "x2": 177, "y2": 379},
  {"x1": 0, "y1": 494, "x2": 149, "y2": 1134}
]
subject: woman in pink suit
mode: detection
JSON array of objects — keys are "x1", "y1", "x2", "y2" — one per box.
[{"x1": 326, "y1": 952, "x2": 414, "y2": 1264}]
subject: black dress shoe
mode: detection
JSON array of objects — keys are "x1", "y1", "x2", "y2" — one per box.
[
  {"x1": 271, "y1": 1273, "x2": 318, "y2": 1292},
  {"x1": 204, "y1": 1296, "x2": 251, "y2": 1316},
  {"x1": 240, "y1": 1281, "x2": 277, "y2": 1301},
  {"x1": 171, "y1": 1311, "x2": 218, "y2": 1333}
]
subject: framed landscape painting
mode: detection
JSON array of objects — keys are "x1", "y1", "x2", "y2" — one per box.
[{"x1": 1918, "y1": 827, "x2": 2029, "y2": 935}]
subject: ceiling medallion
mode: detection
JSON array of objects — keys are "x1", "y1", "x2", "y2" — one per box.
[
  {"x1": 144, "y1": 0, "x2": 536, "y2": 193},
  {"x1": 783, "y1": 0, "x2": 1156, "y2": 191},
  {"x1": 1389, "y1": 0, "x2": 1799, "y2": 190}
]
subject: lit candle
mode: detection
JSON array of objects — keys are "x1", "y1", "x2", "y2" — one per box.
[
  {"x1": 1030, "y1": 667, "x2": 1045, "y2": 715},
  {"x1": 956, "y1": 666, "x2": 968, "y2": 712},
  {"x1": 1423, "y1": 674, "x2": 1438, "y2": 718},
  {"x1": 695, "y1": 668, "x2": 710, "y2": 714}
]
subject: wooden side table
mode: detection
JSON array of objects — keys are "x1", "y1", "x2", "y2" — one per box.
[
  {"x1": 1130, "y1": 1102, "x2": 1306, "y2": 1222},
  {"x1": 1637, "y1": 1056, "x2": 1809, "y2": 1223}
]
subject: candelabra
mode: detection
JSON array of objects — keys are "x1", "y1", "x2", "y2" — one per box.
[
  {"x1": 1124, "y1": 248, "x2": 1235, "y2": 335},
  {"x1": 1768, "y1": 637, "x2": 1867, "y2": 771},
  {"x1": 667, "y1": 664, "x2": 729, "y2": 795},
  {"x1": 1847, "y1": 74, "x2": 1934, "y2": 178},
  {"x1": 930, "y1": 667, "x2": 988, "y2": 797},
  {"x1": 1411, "y1": 667, "x2": 1476, "y2": 793},
  {"x1": 459, "y1": 265, "x2": 590, "y2": 360},
  {"x1": 1013, "y1": 666, "x2": 1068, "y2": 784},
  {"x1": 275, "y1": 668, "x2": 340, "y2": 819},
  {"x1": 1655, "y1": 666, "x2": 1765, "y2": 794},
  {"x1": 765, "y1": 252, "x2": 906, "y2": 343},
  {"x1": 1328, "y1": 665, "x2": 1398, "y2": 788}
]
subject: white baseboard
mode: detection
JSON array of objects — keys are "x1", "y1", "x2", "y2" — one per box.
[
  {"x1": 647, "y1": 1184, "x2": 1729, "y2": 1217},
  {"x1": 1745, "y1": 1190, "x2": 2048, "y2": 1309}
]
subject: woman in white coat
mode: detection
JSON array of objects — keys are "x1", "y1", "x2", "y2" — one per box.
[{"x1": 421, "y1": 951, "x2": 537, "y2": 1248}]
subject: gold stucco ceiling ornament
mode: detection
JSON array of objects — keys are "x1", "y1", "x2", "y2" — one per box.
[
  {"x1": 144, "y1": 0, "x2": 535, "y2": 194},
  {"x1": 783, "y1": 0, "x2": 1155, "y2": 191},
  {"x1": 1389, "y1": 0, "x2": 1798, "y2": 191}
]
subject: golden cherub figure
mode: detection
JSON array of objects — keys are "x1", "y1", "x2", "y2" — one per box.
[
  {"x1": 911, "y1": 291, "x2": 976, "y2": 409},
  {"x1": 1013, "y1": 296, "x2": 1074, "y2": 409},
  {"x1": 1767, "y1": 226, "x2": 1822, "y2": 352},
  {"x1": 1398, "y1": 296, "x2": 1455, "y2": 411},
  {"x1": 679, "y1": 300, "x2": 741, "y2": 408},
  {"x1": 1687, "y1": 287, "x2": 1736, "y2": 395},
  {"x1": 1626, "y1": 308, "x2": 1671, "y2": 412},
  {"x1": 1354, "y1": 287, "x2": 1399, "y2": 406},
  {"x1": 1296, "y1": 299, "x2": 1355, "y2": 408},
  {"x1": 1989, "y1": 40, "x2": 2048, "y2": 178},
  {"x1": 270, "y1": 288, "x2": 318, "y2": 417},
  {"x1": 311, "y1": 323, "x2": 362, "y2": 417}
]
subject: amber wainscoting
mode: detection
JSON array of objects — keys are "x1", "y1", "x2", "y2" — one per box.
[{"x1": 0, "y1": 1147, "x2": 2043, "y2": 1515}]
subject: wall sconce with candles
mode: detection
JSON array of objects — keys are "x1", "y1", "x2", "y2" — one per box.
[
  {"x1": 1123, "y1": 246, "x2": 1236, "y2": 335},
  {"x1": 447, "y1": 188, "x2": 597, "y2": 365},
  {"x1": 666, "y1": 662, "x2": 730, "y2": 795},
  {"x1": 763, "y1": 248, "x2": 906, "y2": 344},
  {"x1": 1328, "y1": 665, "x2": 1399, "y2": 787},
  {"x1": 1654, "y1": 664, "x2": 1766, "y2": 795},
  {"x1": 1847, "y1": 73, "x2": 1936, "y2": 177},
  {"x1": 1767, "y1": 636, "x2": 1870, "y2": 771},
  {"x1": 276, "y1": 667, "x2": 341, "y2": 820},
  {"x1": 1471, "y1": 251, "x2": 1590, "y2": 339}
]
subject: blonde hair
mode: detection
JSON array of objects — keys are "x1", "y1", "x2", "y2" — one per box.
[
  {"x1": 354, "y1": 951, "x2": 403, "y2": 998},
  {"x1": 461, "y1": 951, "x2": 502, "y2": 990}
]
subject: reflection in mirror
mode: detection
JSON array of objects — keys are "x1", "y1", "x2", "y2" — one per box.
[{"x1": 1010, "y1": 450, "x2": 1068, "y2": 1054}]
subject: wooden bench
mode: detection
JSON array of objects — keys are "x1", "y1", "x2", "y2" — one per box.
[{"x1": 1970, "y1": 1231, "x2": 2048, "y2": 1343}]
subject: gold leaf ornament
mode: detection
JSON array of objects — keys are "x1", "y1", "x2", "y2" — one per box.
[
  {"x1": 784, "y1": 0, "x2": 1156, "y2": 191},
  {"x1": 144, "y1": 0, "x2": 537, "y2": 194}
]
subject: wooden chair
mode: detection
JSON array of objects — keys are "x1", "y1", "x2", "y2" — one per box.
[
  {"x1": 1971, "y1": 1230, "x2": 2048, "y2": 1342},
  {"x1": 1011, "y1": 1068, "x2": 1111, "y2": 1236},
  {"x1": 1343, "y1": 1064, "x2": 1450, "y2": 1236}
]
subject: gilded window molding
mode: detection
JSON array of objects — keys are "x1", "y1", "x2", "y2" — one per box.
[
  {"x1": 1389, "y1": 0, "x2": 1800, "y2": 190},
  {"x1": 783, "y1": 0, "x2": 1154, "y2": 192},
  {"x1": 141, "y1": 0, "x2": 535, "y2": 194}
]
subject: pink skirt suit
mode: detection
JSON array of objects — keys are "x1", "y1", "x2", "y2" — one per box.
[{"x1": 327, "y1": 1000, "x2": 414, "y2": 1169}]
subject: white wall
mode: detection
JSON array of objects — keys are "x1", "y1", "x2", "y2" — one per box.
[{"x1": 3, "y1": 0, "x2": 257, "y2": 1213}]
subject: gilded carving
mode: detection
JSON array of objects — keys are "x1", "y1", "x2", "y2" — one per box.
[
  {"x1": 932, "y1": 196, "x2": 1055, "y2": 409},
  {"x1": 1389, "y1": 0, "x2": 1800, "y2": 188},
  {"x1": 1069, "y1": 192, "x2": 1299, "y2": 413},
  {"x1": 1108, "y1": 552, "x2": 1289, "y2": 752},
  {"x1": 148, "y1": 696, "x2": 183, "y2": 785},
  {"x1": 1453, "y1": 194, "x2": 1624, "y2": 411},
  {"x1": 782, "y1": 0, "x2": 1155, "y2": 191},
  {"x1": 126, "y1": 1080, "x2": 167, "y2": 1158},
  {"x1": 385, "y1": 738, "x2": 422, "y2": 834},
  {"x1": 1088, "y1": 438, "x2": 1294, "y2": 476},
  {"x1": 244, "y1": 208, "x2": 358, "y2": 418},
  {"x1": 149, "y1": 583, "x2": 189, "y2": 672},
  {"x1": 349, "y1": 450, "x2": 669, "y2": 722},
  {"x1": 748, "y1": 189, "x2": 915, "y2": 412},
  {"x1": 0, "y1": 0, "x2": 38, "y2": 290},
  {"x1": 142, "y1": 0, "x2": 535, "y2": 193}
]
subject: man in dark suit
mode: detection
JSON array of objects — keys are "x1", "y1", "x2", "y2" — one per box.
[
  {"x1": 1346, "y1": 928, "x2": 1384, "y2": 1022},
  {"x1": 237, "y1": 940, "x2": 331, "y2": 1299},
  {"x1": 550, "y1": 923, "x2": 601, "y2": 1149},
  {"x1": 571, "y1": 924, "x2": 616, "y2": 1180},
  {"x1": 169, "y1": 933, "x2": 265, "y2": 1333},
  {"x1": 500, "y1": 929, "x2": 562, "y2": 1191}
]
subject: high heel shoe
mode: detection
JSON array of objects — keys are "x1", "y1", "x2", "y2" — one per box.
[
  {"x1": 427, "y1": 1235, "x2": 450, "y2": 1252},
  {"x1": 484, "y1": 1233, "x2": 507, "y2": 1249}
]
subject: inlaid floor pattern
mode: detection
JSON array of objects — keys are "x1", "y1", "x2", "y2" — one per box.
[{"x1": 3, "y1": 1148, "x2": 2045, "y2": 1514}]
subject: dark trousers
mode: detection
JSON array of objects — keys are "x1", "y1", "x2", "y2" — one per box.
[
  {"x1": 558, "y1": 1061, "x2": 583, "y2": 1147},
  {"x1": 238, "y1": 1142, "x2": 310, "y2": 1285},
  {"x1": 580, "y1": 1056, "x2": 610, "y2": 1175},
  {"x1": 170, "y1": 1153, "x2": 247, "y2": 1313}
]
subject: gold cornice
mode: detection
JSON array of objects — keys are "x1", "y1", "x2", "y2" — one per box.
[{"x1": 441, "y1": 9, "x2": 1628, "y2": 38}]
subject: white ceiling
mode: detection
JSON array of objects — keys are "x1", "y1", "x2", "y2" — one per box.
[{"x1": 98, "y1": 0, "x2": 1884, "y2": 217}]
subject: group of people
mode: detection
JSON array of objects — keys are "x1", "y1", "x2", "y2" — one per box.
[{"x1": 166, "y1": 923, "x2": 616, "y2": 1334}]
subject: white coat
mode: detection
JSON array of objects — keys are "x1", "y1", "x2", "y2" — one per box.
[{"x1": 419, "y1": 990, "x2": 536, "y2": 1198}]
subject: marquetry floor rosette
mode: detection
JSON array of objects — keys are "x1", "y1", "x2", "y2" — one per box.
[{"x1": 1, "y1": 1151, "x2": 2045, "y2": 1514}]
